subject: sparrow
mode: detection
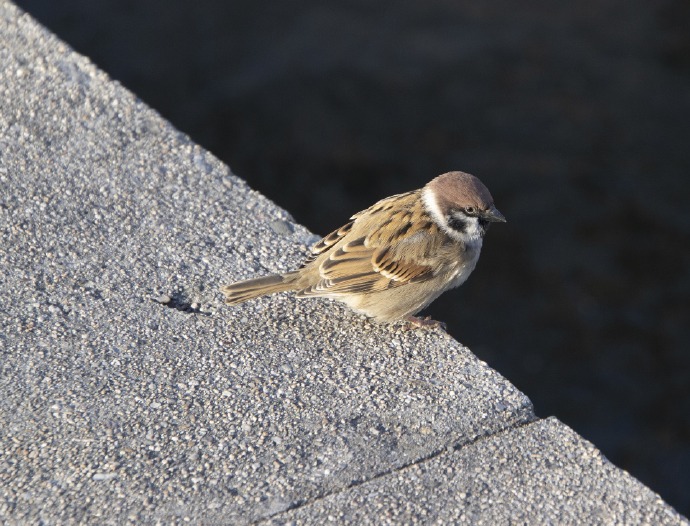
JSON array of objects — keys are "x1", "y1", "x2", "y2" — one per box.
[{"x1": 221, "y1": 171, "x2": 505, "y2": 327}]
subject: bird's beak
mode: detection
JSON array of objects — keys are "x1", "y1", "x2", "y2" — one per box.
[{"x1": 482, "y1": 205, "x2": 506, "y2": 223}]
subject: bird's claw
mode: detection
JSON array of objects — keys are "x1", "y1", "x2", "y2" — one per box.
[{"x1": 404, "y1": 315, "x2": 447, "y2": 331}]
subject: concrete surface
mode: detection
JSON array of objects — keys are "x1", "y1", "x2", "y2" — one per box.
[
  {"x1": 0, "y1": 2, "x2": 686, "y2": 524},
  {"x1": 268, "y1": 418, "x2": 682, "y2": 525},
  {"x1": 16, "y1": 0, "x2": 690, "y2": 513}
]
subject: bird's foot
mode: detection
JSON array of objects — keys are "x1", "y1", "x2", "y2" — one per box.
[{"x1": 405, "y1": 315, "x2": 447, "y2": 331}]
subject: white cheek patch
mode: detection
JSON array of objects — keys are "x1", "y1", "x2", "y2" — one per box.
[
  {"x1": 421, "y1": 187, "x2": 445, "y2": 225},
  {"x1": 422, "y1": 187, "x2": 463, "y2": 242},
  {"x1": 459, "y1": 214, "x2": 483, "y2": 242}
]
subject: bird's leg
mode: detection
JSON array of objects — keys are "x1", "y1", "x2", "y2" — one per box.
[{"x1": 405, "y1": 315, "x2": 447, "y2": 331}]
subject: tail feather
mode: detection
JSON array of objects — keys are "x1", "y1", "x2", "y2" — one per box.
[{"x1": 220, "y1": 272, "x2": 300, "y2": 305}]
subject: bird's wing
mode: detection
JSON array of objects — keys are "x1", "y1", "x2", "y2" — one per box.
[
  {"x1": 303, "y1": 220, "x2": 355, "y2": 265},
  {"x1": 298, "y1": 191, "x2": 443, "y2": 296}
]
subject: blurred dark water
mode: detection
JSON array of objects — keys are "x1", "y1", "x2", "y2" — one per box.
[{"x1": 16, "y1": 0, "x2": 690, "y2": 514}]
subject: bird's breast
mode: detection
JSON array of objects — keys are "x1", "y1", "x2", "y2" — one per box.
[{"x1": 442, "y1": 238, "x2": 482, "y2": 290}]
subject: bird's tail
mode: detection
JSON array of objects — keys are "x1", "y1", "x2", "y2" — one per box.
[{"x1": 220, "y1": 272, "x2": 301, "y2": 305}]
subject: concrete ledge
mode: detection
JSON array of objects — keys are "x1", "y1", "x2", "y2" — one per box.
[
  {"x1": 0, "y1": 3, "x2": 685, "y2": 524},
  {"x1": 270, "y1": 418, "x2": 682, "y2": 525}
]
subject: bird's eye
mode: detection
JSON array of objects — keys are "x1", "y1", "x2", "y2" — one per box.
[{"x1": 464, "y1": 206, "x2": 476, "y2": 215}]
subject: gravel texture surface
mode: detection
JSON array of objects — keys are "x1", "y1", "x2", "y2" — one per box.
[
  {"x1": 269, "y1": 418, "x2": 685, "y2": 525},
  {"x1": 14, "y1": 0, "x2": 690, "y2": 514},
  {"x1": 0, "y1": 3, "x2": 685, "y2": 524},
  {"x1": 0, "y1": 4, "x2": 534, "y2": 523}
]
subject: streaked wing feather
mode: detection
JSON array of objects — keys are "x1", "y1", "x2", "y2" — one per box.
[
  {"x1": 303, "y1": 220, "x2": 355, "y2": 265},
  {"x1": 298, "y1": 191, "x2": 441, "y2": 296}
]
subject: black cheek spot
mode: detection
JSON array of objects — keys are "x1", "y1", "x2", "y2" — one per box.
[{"x1": 447, "y1": 215, "x2": 467, "y2": 233}]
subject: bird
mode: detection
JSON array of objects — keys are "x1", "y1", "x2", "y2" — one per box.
[{"x1": 221, "y1": 171, "x2": 505, "y2": 327}]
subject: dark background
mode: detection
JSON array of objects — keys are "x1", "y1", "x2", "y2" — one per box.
[{"x1": 16, "y1": 0, "x2": 690, "y2": 515}]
